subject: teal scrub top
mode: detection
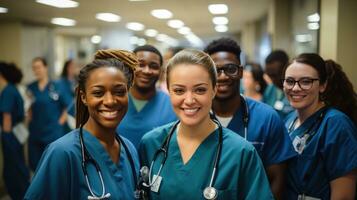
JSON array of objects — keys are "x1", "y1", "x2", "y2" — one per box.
[
  {"x1": 262, "y1": 84, "x2": 293, "y2": 118},
  {"x1": 25, "y1": 129, "x2": 139, "y2": 200},
  {"x1": 139, "y1": 123, "x2": 274, "y2": 200}
]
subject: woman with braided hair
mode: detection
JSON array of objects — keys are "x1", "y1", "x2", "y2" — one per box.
[{"x1": 25, "y1": 49, "x2": 140, "y2": 200}]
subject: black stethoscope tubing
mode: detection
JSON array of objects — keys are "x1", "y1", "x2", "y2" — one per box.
[{"x1": 79, "y1": 126, "x2": 137, "y2": 199}]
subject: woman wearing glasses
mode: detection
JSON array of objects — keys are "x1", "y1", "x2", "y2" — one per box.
[
  {"x1": 138, "y1": 49, "x2": 273, "y2": 199},
  {"x1": 283, "y1": 53, "x2": 357, "y2": 200},
  {"x1": 25, "y1": 49, "x2": 140, "y2": 200}
]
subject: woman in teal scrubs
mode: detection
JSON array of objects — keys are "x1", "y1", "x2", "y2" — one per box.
[
  {"x1": 139, "y1": 49, "x2": 273, "y2": 200},
  {"x1": 0, "y1": 62, "x2": 29, "y2": 200},
  {"x1": 25, "y1": 50, "x2": 140, "y2": 200},
  {"x1": 283, "y1": 53, "x2": 357, "y2": 200}
]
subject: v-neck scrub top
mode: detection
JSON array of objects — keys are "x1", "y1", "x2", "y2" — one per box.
[
  {"x1": 139, "y1": 123, "x2": 274, "y2": 200},
  {"x1": 24, "y1": 129, "x2": 140, "y2": 200}
]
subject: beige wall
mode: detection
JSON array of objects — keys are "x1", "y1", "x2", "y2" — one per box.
[{"x1": 0, "y1": 22, "x2": 22, "y2": 66}]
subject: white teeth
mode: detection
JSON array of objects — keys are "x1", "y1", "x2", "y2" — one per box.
[
  {"x1": 100, "y1": 111, "x2": 118, "y2": 117},
  {"x1": 184, "y1": 108, "x2": 199, "y2": 114}
]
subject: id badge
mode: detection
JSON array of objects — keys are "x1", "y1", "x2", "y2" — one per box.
[
  {"x1": 298, "y1": 194, "x2": 321, "y2": 200},
  {"x1": 274, "y1": 101, "x2": 284, "y2": 111},
  {"x1": 292, "y1": 135, "x2": 307, "y2": 154},
  {"x1": 150, "y1": 175, "x2": 162, "y2": 193}
]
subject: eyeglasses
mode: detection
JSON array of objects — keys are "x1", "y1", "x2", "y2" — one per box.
[
  {"x1": 216, "y1": 63, "x2": 242, "y2": 77},
  {"x1": 283, "y1": 78, "x2": 319, "y2": 90}
]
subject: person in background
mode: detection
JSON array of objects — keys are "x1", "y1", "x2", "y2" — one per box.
[
  {"x1": 139, "y1": 49, "x2": 273, "y2": 199},
  {"x1": 263, "y1": 50, "x2": 293, "y2": 118},
  {"x1": 205, "y1": 37, "x2": 296, "y2": 200},
  {"x1": 242, "y1": 62, "x2": 267, "y2": 101},
  {"x1": 117, "y1": 45, "x2": 176, "y2": 148},
  {"x1": 26, "y1": 57, "x2": 71, "y2": 171},
  {"x1": 25, "y1": 49, "x2": 140, "y2": 199},
  {"x1": 283, "y1": 53, "x2": 357, "y2": 200},
  {"x1": 57, "y1": 59, "x2": 78, "y2": 100},
  {"x1": 0, "y1": 62, "x2": 30, "y2": 200}
]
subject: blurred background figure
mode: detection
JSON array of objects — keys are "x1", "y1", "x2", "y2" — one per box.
[
  {"x1": 26, "y1": 57, "x2": 71, "y2": 171},
  {"x1": 57, "y1": 59, "x2": 78, "y2": 101},
  {"x1": 263, "y1": 50, "x2": 294, "y2": 118},
  {"x1": 243, "y1": 62, "x2": 267, "y2": 101},
  {"x1": 0, "y1": 61, "x2": 29, "y2": 200}
]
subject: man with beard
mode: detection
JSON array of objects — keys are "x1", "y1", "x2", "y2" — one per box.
[
  {"x1": 117, "y1": 45, "x2": 176, "y2": 148},
  {"x1": 205, "y1": 38, "x2": 296, "y2": 200}
]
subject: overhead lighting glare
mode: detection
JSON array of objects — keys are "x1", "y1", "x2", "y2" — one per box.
[
  {"x1": 295, "y1": 34, "x2": 312, "y2": 43},
  {"x1": 126, "y1": 22, "x2": 145, "y2": 31},
  {"x1": 51, "y1": 17, "x2": 76, "y2": 26},
  {"x1": 129, "y1": 0, "x2": 150, "y2": 1},
  {"x1": 95, "y1": 13, "x2": 121, "y2": 22},
  {"x1": 145, "y1": 29, "x2": 158, "y2": 37},
  {"x1": 91, "y1": 35, "x2": 102, "y2": 44},
  {"x1": 167, "y1": 19, "x2": 184, "y2": 28},
  {"x1": 36, "y1": 0, "x2": 79, "y2": 8},
  {"x1": 0, "y1": 7, "x2": 8, "y2": 13},
  {"x1": 137, "y1": 38, "x2": 147, "y2": 46},
  {"x1": 151, "y1": 9, "x2": 173, "y2": 19},
  {"x1": 185, "y1": 33, "x2": 204, "y2": 47},
  {"x1": 212, "y1": 16, "x2": 228, "y2": 25},
  {"x1": 215, "y1": 25, "x2": 228, "y2": 32},
  {"x1": 178, "y1": 27, "x2": 191, "y2": 35},
  {"x1": 130, "y1": 36, "x2": 139, "y2": 45},
  {"x1": 307, "y1": 22, "x2": 319, "y2": 30},
  {"x1": 307, "y1": 13, "x2": 320, "y2": 22},
  {"x1": 208, "y1": 4, "x2": 228, "y2": 14},
  {"x1": 156, "y1": 34, "x2": 178, "y2": 46}
]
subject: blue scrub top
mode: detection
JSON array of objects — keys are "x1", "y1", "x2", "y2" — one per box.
[
  {"x1": 262, "y1": 84, "x2": 293, "y2": 118},
  {"x1": 27, "y1": 81, "x2": 71, "y2": 142},
  {"x1": 56, "y1": 77, "x2": 76, "y2": 100},
  {"x1": 117, "y1": 91, "x2": 177, "y2": 148},
  {"x1": 0, "y1": 84, "x2": 24, "y2": 126},
  {"x1": 284, "y1": 107, "x2": 357, "y2": 200},
  {"x1": 25, "y1": 129, "x2": 140, "y2": 200},
  {"x1": 139, "y1": 123, "x2": 274, "y2": 200},
  {"x1": 225, "y1": 97, "x2": 296, "y2": 167}
]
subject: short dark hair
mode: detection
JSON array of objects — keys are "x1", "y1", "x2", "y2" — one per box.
[
  {"x1": 134, "y1": 45, "x2": 163, "y2": 66},
  {"x1": 32, "y1": 57, "x2": 47, "y2": 67},
  {"x1": 265, "y1": 50, "x2": 289, "y2": 66},
  {"x1": 0, "y1": 62, "x2": 23, "y2": 84},
  {"x1": 204, "y1": 37, "x2": 242, "y2": 62},
  {"x1": 61, "y1": 59, "x2": 73, "y2": 78}
]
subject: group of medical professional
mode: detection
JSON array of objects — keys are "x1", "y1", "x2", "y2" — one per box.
[{"x1": 0, "y1": 36, "x2": 355, "y2": 200}]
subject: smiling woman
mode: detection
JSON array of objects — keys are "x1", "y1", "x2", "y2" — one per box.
[
  {"x1": 25, "y1": 49, "x2": 141, "y2": 200},
  {"x1": 138, "y1": 49, "x2": 273, "y2": 200}
]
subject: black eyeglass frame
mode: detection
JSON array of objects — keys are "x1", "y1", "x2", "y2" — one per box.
[
  {"x1": 282, "y1": 78, "x2": 320, "y2": 90},
  {"x1": 216, "y1": 63, "x2": 242, "y2": 77}
]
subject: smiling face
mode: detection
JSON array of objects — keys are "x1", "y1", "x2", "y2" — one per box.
[
  {"x1": 81, "y1": 66, "x2": 128, "y2": 131},
  {"x1": 284, "y1": 61, "x2": 326, "y2": 114},
  {"x1": 168, "y1": 64, "x2": 216, "y2": 127},
  {"x1": 133, "y1": 51, "x2": 161, "y2": 92},
  {"x1": 210, "y1": 51, "x2": 242, "y2": 100}
]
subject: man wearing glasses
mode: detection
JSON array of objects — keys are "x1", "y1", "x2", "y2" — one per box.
[
  {"x1": 205, "y1": 38, "x2": 296, "y2": 200},
  {"x1": 116, "y1": 45, "x2": 177, "y2": 149}
]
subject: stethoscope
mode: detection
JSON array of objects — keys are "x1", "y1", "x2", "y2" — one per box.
[
  {"x1": 139, "y1": 114, "x2": 223, "y2": 200},
  {"x1": 79, "y1": 127, "x2": 137, "y2": 200}
]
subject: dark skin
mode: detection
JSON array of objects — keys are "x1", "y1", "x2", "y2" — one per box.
[{"x1": 211, "y1": 51, "x2": 285, "y2": 200}]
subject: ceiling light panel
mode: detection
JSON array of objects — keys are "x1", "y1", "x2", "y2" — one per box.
[
  {"x1": 208, "y1": 4, "x2": 228, "y2": 14},
  {"x1": 36, "y1": 0, "x2": 79, "y2": 8},
  {"x1": 51, "y1": 17, "x2": 76, "y2": 26},
  {"x1": 178, "y1": 27, "x2": 191, "y2": 35},
  {"x1": 126, "y1": 22, "x2": 145, "y2": 31},
  {"x1": 91, "y1": 35, "x2": 102, "y2": 44},
  {"x1": 307, "y1": 13, "x2": 320, "y2": 22},
  {"x1": 0, "y1": 7, "x2": 8, "y2": 13},
  {"x1": 212, "y1": 16, "x2": 228, "y2": 25},
  {"x1": 145, "y1": 29, "x2": 158, "y2": 37},
  {"x1": 215, "y1": 25, "x2": 228, "y2": 32},
  {"x1": 151, "y1": 9, "x2": 173, "y2": 19},
  {"x1": 167, "y1": 19, "x2": 184, "y2": 28},
  {"x1": 96, "y1": 13, "x2": 121, "y2": 22}
]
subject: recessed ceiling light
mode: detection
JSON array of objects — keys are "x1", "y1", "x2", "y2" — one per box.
[
  {"x1": 145, "y1": 29, "x2": 158, "y2": 37},
  {"x1": 91, "y1": 35, "x2": 102, "y2": 44},
  {"x1": 167, "y1": 19, "x2": 184, "y2": 28},
  {"x1": 36, "y1": 0, "x2": 79, "y2": 8},
  {"x1": 126, "y1": 22, "x2": 145, "y2": 31},
  {"x1": 215, "y1": 25, "x2": 228, "y2": 32},
  {"x1": 137, "y1": 38, "x2": 147, "y2": 46},
  {"x1": 151, "y1": 9, "x2": 173, "y2": 19},
  {"x1": 0, "y1": 7, "x2": 8, "y2": 13},
  {"x1": 178, "y1": 27, "x2": 191, "y2": 35},
  {"x1": 307, "y1": 13, "x2": 320, "y2": 22},
  {"x1": 307, "y1": 22, "x2": 319, "y2": 30},
  {"x1": 95, "y1": 13, "x2": 121, "y2": 22},
  {"x1": 51, "y1": 18, "x2": 76, "y2": 26},
  {"x1": 208, "y1": 4, "x2": 228, "y2": 14},
  {"x1": 212, "y1": 16, "x2": 228, "y2": 25},
  {"x1": 295, "y1": 34, "x2": 312, "y2": 43}
]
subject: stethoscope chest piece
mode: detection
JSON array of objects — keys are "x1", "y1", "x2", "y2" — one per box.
[{"x1": 203, "y1": 186, "x2": 218, "y2": 200}]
